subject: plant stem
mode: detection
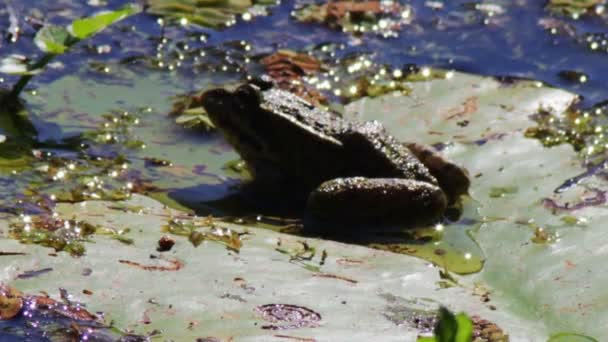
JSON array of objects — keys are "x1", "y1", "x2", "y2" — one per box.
[{"x1": 8, "y1": 53, "x2": 56, "y2": 99}]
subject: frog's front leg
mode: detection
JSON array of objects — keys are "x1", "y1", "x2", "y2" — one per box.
[{"x1": 307, "y1": 177, "x2": 447, "y2": 226}]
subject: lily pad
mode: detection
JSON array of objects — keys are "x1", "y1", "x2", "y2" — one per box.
[
  {"x1": 343, "y1": 71, "x2": 607, "y2": 339},
  {"x1": 0, "y1": 194, "x2": 538, "y2": 340},
  {"x1": 3, "y1": 63, "x2": 603, "y2": 339},
  {"x1": 147, "y1": 0, "x2": 276, "y2": 28},
  {"x1": 545, "y1": 0, "x2": 604, "y2": 17}
]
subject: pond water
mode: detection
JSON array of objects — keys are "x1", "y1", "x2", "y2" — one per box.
[{"x1": 0, "y1": 0, "x2": 607, "y2": 340}]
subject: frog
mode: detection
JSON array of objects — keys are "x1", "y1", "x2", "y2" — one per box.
[{"x1": 200, "y1": 80, "x2": 470, "y2": 226}]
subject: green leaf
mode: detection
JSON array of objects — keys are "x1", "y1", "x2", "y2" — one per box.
[
  {"x1": 417, "y1": 308, "x2": 473, "y2": 342},
  {"x1": 435, "y1": 307, "x2": 458, "y2": 342},
  {"x1": 548, "y1": 332, "x2": 599, "y2": 342},
  {"x1": 33, "y1": 25, "x2": 70, "y2": 54},
  {"x1": 545, "y1": 0, "x2": 603, "y2": 16},
  {"x1": 147, "y1": 0, "x2": 272, "y2": 28},
  {"x1": 454, "y1": 313, "x2": 473, "y2": 342},
  {"x1": 417, "y1": 337, "x2": 437, "y2": 342},
  {"x1": 69, "y1": 4, "x2": 140, "y2": 39}
]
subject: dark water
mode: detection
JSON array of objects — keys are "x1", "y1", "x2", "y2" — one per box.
[{"x1": 2, "y1": 0, "x2": 607, "y2": 106}]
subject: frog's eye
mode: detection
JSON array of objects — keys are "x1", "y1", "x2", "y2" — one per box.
[{"x1": 235, "y1": 84, "x2": 262, "y2": 109}]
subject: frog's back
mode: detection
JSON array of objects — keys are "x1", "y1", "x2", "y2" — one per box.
[
  {"x1": 259, "y1": 88, "x2": 437, "y2": 187},
  {"x1": 337, "y1": 120, "x2": 438, "y2": 185}
]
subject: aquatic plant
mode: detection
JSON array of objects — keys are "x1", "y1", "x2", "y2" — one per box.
[
  {"x1": 417, "y1": 307, "x2": 473, "y2": 342},
  {"x1": 0, "y1": 4, "x2": 140, "y2": 102},
  {"x1": 146, "y1": 0, "x2": 278, "y2": 28}
]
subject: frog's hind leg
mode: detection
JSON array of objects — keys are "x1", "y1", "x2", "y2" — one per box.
[
  {"x1": 307, "y1": 177, "x2": 447, "y2": 226},
  {"x1": 405, "y1": 142, "x2": 470, "y2": 203}
]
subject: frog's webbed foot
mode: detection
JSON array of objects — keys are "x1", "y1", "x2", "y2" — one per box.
[
  {"x1": 307, "y1": 177, "x2": 447, "y2": 226},
  {"x1": 405, "y1": 142, "x2": 470, "y2": 203}
]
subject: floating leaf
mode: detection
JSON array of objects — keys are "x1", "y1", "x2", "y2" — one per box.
[
  {"x1": 34, "y1": 25, "x2": 70, "y2": 54},
  {"x1": 147, "y1": 0, "x2": 274, "y2": 28},
  {"x1": 545, "y1": 0, "x2": 604, "y2": 16},
  {"x1": 69, "y1": 4, "x2": 141, "y2": 39},
  {"x1": 548, "y1": 332, "x2": 599, "y2": 342}
]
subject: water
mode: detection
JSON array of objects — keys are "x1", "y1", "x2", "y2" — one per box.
[{"x1": 1, "y1": 1, "x2": 607, "y2": 106}]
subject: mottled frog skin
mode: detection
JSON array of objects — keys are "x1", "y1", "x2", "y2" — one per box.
[{"x1": 201, "y1": 81, "x2": 469, "y2": 225}]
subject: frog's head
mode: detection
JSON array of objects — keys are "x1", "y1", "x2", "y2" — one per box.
[{"x1": 201, "y1": 82, "x2": 272, "y2": 166}]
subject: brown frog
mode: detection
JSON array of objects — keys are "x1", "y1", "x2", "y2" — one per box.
[{"x1": 201, "y1": 81, "x2": 469, "y2": 226}]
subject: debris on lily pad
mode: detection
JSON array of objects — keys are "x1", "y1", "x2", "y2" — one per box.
[
  {"x1": 525, "y1": 102, "x2": 608, "y2": 161},
  {"x1": 119, "y1": 255, "x2": 184, "y2": 271},
  {"x1": 0, "y1": 285, "x2": 23, "y2": 320},
  {"x1": 9, "y1": 215, "x2": 96, "y2": 256},
  {"x1": 9, "y1": 213, "x2": 134, "y2": 256},
  {"x1": 470, "y1": 315, "x2": 510, "y2": 342},
  {"x1": 255, "y1": 303, "x2": 322, "y2": 330},
  {"x1": 162, "y1": 216, "x2": 246, "y2": 252},
  {"x1": 275, "y1": 239, "x2": 325, "y2": 273},
  {"x1": 157, "y1": 235, "x2": 176, "y2": 251}
]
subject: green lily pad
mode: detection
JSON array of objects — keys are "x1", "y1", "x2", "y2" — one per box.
[
  {"x1": 0, "y1": 194, "x2": 536, "y2": 340},
  {"x1": 548, "y1": 332, "x2": 599, "y2": 342},
  {"x1": 4, "y1": 62, "x2": 604, "y2": 339},
  {"x1": 343, "y1": 71, "x2": 603, "y2": 339},
  {"x1": 147, "y1": 0, "x2": 276, "y2": 28},
  {"x1": 545, "y1": 0, "x2": 604, "y2": 17}
]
